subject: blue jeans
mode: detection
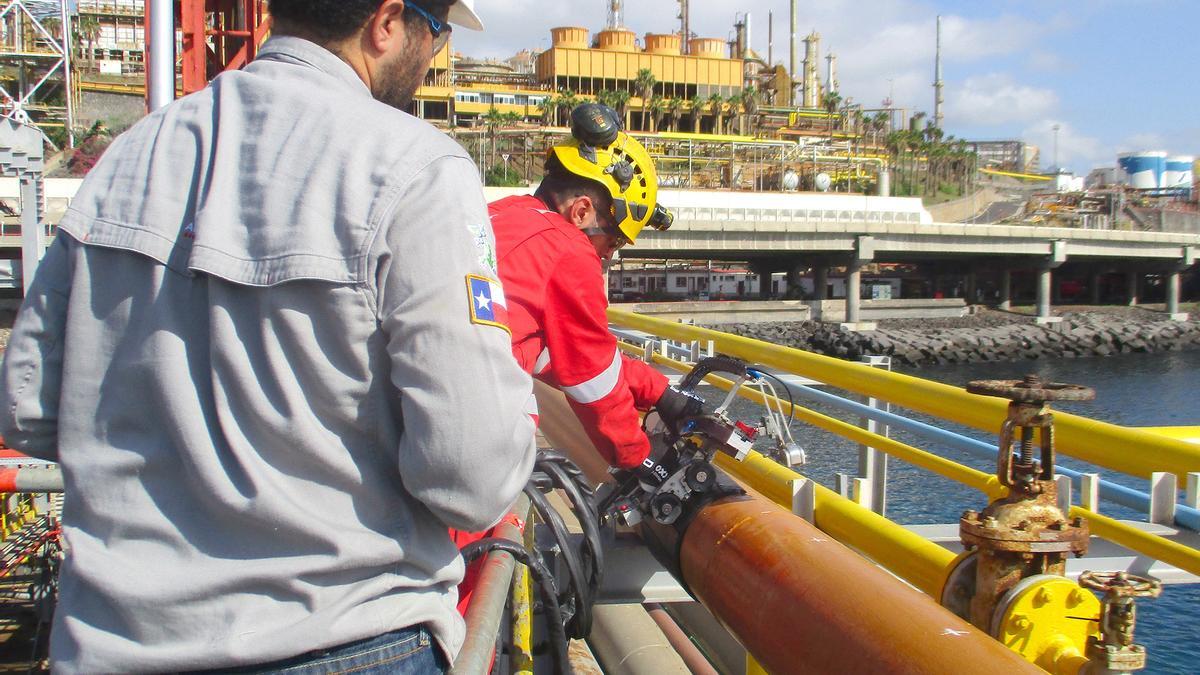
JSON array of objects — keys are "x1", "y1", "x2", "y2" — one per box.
[{"x1": 222, "y1": 625, "x2": 445, "y2": 674}]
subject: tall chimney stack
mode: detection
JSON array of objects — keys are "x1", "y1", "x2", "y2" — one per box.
[
  {"x1": 933, "y1": 15, "x2": 944, "y2": 129},
  {"x1": 789, "y1": 0, "x2": 797, "y2": 103}
]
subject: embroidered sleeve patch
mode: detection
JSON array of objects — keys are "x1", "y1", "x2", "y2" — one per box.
[{"x1": 467, "y1": 274, "x2": 511, "y2": 334}]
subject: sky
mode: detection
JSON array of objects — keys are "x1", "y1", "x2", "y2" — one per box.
[{"x1": 453, "y1": 0, "x2": 1200, "y2": 175}]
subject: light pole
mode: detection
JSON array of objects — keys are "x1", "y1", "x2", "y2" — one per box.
[{"x1": 1052, "y1": 123, "x2": 1060, "y2": 172}]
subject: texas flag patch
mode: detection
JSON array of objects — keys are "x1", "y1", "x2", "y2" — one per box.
[{"x1": 466, "y1": 274, "x2": 511, "y2": 334}]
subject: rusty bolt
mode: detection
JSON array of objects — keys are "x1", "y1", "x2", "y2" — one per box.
[
  {"x1": 1072, "y1": 516, "x2": 1085, "y2": 528},
  {"x1": 962, "y1": 509, "x2": 978, "y2": 521},
  {"x1": 1050, "y1": 520, "x2": 1067, "y2": 531},
  {"x1": 983, "y1": 516, "x2": 999, "y2": 529},
  {"x1": 1016, "y1": 520, "x2": 1031, "y2": 531}
]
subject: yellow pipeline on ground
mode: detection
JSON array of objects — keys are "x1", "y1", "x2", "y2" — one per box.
[
  {"x1": 609, "y1": 310, "x2": 1200, "y2": 486},
  {"x1": 979, "y1": 167, "x2": 1054, "y2": 181}
]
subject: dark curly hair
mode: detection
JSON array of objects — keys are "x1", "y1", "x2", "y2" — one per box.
[{"x1": 269, "y1": 0, "x2": 454, "y2": 44}]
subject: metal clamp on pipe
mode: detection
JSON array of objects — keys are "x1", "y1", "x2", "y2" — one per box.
[{"x1": 596, "y1": 357, "x2": 757, "y2": 579}]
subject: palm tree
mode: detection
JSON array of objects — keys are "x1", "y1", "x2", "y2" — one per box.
[
  {"x1": 634, "y1": 68, "x2": 657, "y2": 131},
  {"x1": 687, "y1": 95, "x2": 704, "y2": 133},
  {"x1": 823, "y1": 90, "x2": 843, "y2": 138},
  {"x1": 706, "y1": 92, "x2": 725, "y2": 134},
  {"x1": 738, "y1": 86, "x2": 759, "y2": 135},
  {"x1": 482, "y1": 106, "x2": 505, "y2": 173},
  {"x1": 76, "y1": 15, "x2": 101, "y2": 63},
  {"x1": 647, "y1": 95, "x2": 666, "y2": 132},
  {"x1": 538, "y1": 93, "x2": 558, "y2": 126},
  {"x1": 555, "y1": 89, "x2": 579, "y2": 126},
  {"x1": 667, "y1": 97, "x2": 684, "y2": 132},
  {"x1": 609, "y1": 89, "x2": 631, "y2": 128}
]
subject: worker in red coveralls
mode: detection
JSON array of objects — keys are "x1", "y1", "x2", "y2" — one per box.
[{"x1": 452, "y1": 104, "x2": 697, "y2": 612}]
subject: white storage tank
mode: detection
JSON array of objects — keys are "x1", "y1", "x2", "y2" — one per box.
[
  {"x1": 1163, "y1": 155, "x2": 1195, "y2": 189},
  {"x1": 1117, "y1": 151, "x2": 1167, "y2": 189}
]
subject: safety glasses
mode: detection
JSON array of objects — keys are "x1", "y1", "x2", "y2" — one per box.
[{"x1": 406, "y1": 2, "x2": 452, "y2": 55}]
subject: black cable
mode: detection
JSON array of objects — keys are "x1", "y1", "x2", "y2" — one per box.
[
  {"x1": 538, "y1": 460, "x2": 603, "y2": 632},
  {"x1": 524, "y1": 484, "x2": 591, "y2": 638},
  {"x1": 460, "y1": 538, "x2": 573, "y2": 675}
]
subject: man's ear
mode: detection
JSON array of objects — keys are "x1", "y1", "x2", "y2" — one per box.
[
  {"x1": 363, "y1": 0, "x2": 408, "y2": 56},
  {"x1": 567, "y1": 196, "x2": 595, "y2": 228}
]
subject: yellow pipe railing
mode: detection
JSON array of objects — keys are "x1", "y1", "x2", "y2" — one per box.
[
  {"x1": 610, "y1": 310, "x2": 1200, "y2": 487},
  {"x1": 616, "y1": 336, "x2": 1200, "y2": 583},
  {"x1": 620, "y1": 344, "x2": 957, "y2": 595}
]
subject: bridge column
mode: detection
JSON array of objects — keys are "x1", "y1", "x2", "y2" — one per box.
[
  {"x1": 1089, "y1": 270, "x2": 1103, "y2": 306},
  {"x1": 1035, "y1": 242, "x2": 1068, "y2": 325},
  {"x1": 814, "y1": 265, "x2": 829, "y2": 301},
  {"x1": 1166, "y1": 269, "x2": 1183, "y2": 318},
  {"x1": 842, "y1": 236, "x2": 875, "y2": 329},
  {"x1": 964, "y1": 269, "x2": 978, "y2": 305},
  {"x1": 1126, "y1": 270, "x2": 1141, "y2": 307},
  {"x1": 786, "y1": 262, "x2": 804, "y2": 299},
  {"x1": 1036, "y1": 265, "x2": 1054, "y2": 321},
  {"x1": 846, "y1": 261, "x2": 862, "y2": 324},
  {"x1": 758, "y1": 271, "x2": 772, "y2": 299},
  {"x1": 998, "y1": 269, "x2": 1012, "y2": 311},
  {"x1": 1036, "y1": 266, "x2": 1052, "y2": 317},
  {"x1": 1167, "y1": 248, "x2": 1196, "y2": 321}
]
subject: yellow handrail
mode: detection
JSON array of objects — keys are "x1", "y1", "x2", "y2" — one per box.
[
  {"x1": 615, "y1": 333, "x2": 1200, "y2": 581},
  {"x1": 609, "y1": 310, "x2": 1200, "y2": 487},
  {"x1": 619, "y1": 344, "x2": 957, "y2": 594}
]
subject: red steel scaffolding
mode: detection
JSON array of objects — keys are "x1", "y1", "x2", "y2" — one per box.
[{"x1": 174, "y1": 0, "x2": 270, "y2": 95}]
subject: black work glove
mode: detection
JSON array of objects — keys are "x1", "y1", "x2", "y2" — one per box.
[{"x1": 654, "y1": 386, "x2": 704, "y2": 429}]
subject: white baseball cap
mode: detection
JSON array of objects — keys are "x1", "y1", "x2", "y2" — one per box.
[{"x1": 447, "y1": 0, "x2": 483, "y2": 31}]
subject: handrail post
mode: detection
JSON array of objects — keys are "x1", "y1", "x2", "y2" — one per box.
[
  {"x1": 1081, "y1": 473, "x2": 1101, "y2": 513},
  {"x1": 857, "y1": 355, "x2": 891, "y2": 515},
  {"x1": 1149, "y1": 472, "x2": 1178, "y2": 526}
]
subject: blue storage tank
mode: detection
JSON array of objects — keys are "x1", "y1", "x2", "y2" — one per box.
[
  {"x1": 1118, "y1": 151, "x2": 1166, "y2": 189},
  {"x1": 1164, "y1": 155, "x2": 1194, "y2": 189}
]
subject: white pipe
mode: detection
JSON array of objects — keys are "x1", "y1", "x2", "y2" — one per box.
[{"x1": 146, "y1": 0, "x2": 176, "y2": 111}]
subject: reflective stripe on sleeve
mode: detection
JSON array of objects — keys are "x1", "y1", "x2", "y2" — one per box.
[
  {"x1": 533, "y1": 348, "x2": 551, "y2": 375},
  {"x1": 560, "y1": 349, "x2": 622, "y2": 404}
]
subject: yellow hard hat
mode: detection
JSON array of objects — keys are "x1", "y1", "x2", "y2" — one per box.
[{"x1": 548, "y1": 104, "x2": 672, "y2": 244}]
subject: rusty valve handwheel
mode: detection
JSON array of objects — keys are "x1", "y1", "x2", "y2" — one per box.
[
  {"x1": 1078, "y1": 571, "x2": 1162, "y2": 599},
  {"x1": 967, "y1": 374, "x2": 1095, "y2": 403}
]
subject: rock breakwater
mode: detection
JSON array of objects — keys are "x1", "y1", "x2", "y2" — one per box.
[{"x1": 710, "y1": 310, "x2": 1200, "y2": 367}]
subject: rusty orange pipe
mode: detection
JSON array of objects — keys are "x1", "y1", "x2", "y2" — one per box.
[{"x1": 674, "y1": 495, "x2": 1041, "y2": 674}]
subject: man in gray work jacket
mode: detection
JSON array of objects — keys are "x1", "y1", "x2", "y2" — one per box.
[{"x1": 0, "y1": 0, "x2": 536, "y2": 672}]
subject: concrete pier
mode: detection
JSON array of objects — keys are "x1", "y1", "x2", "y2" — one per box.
[
  {"x1": 1036, "y1": 265, "x2": 1053, "y2": 321},
  {"x1": 1167, "y1": 268, "x2": 1188, "y2": 321},
  {"x1": 814, "y1": 265, "x2": 829, "y2": 301},
  {"x1": 998, "y1": 269, "x2": 1012, "y2": 311},
  {"x1": 846, "y1": 262, "x2": 862, "y2": 324},
  {"x1": 1127, "y1": 270, "x2": 1140, "y2": 307}
]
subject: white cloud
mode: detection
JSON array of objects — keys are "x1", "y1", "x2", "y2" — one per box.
[
  {"x1": 1116, "y1": 132, "x2": 1169, "y2": 153},
  {"x1": 948, "y1": 73, "x2": 1058, "y2": 126}
]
